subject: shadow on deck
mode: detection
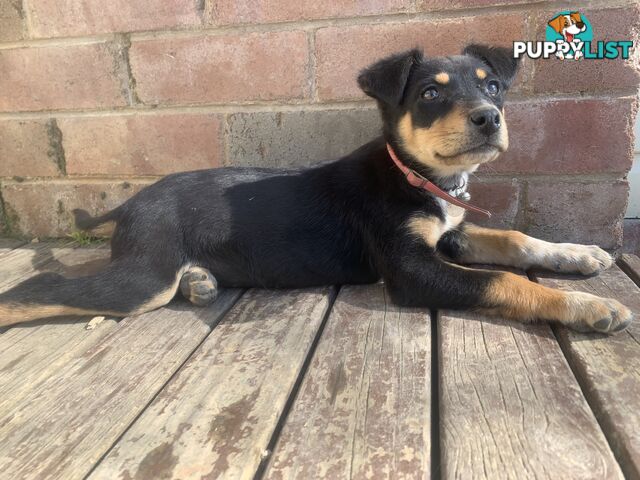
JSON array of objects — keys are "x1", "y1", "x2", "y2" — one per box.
[{"x1": 0, "y1": 238, "x2": 639, "y2": 479}]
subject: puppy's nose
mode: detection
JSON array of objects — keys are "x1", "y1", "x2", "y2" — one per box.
[
  {"x1": 469, "y1": 108, "x2": 501, "y2": 136},
  {"x1": 576, "y1": 21, "x2": 585, "y2": 29}
]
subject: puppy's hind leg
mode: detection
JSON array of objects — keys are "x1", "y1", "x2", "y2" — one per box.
[
  {"x1": 0, "y1": 256, "x2": 189, "y2": 327},
  {"x1": 179, "y1": 267, "x2": 219, "y2": 307}
]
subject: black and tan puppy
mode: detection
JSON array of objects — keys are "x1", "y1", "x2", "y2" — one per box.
[{"x1": 0, "y1": 45, "x2": 633, "y2": 333}]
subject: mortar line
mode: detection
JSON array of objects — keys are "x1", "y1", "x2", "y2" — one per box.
[
  {"x1": 307, "y1": 30, "x2": 318, "y2": 103},
  {"x1": 19, "y1": 0, "x2": 35, "y2": 39},
  {"x1": 0, "y1": 0, "x2": 634, "y2": 50},
  {"x1": 0, "y1": 92, "x2": 636, "y2": 120}
]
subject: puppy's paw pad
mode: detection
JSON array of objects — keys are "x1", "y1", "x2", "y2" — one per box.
[
  {"x1": 592, "y1": 318, "x2": 611, "y2": 332},
  {"x1": 567, "y1": 292, "x2": 633, "y2": 334},
  {"x1": 180, "y1": 267, "x2": 218, "y2": 307}
]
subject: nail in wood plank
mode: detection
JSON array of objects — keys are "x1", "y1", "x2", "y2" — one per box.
[
  {"x1": 265, "y1": 283, "x2": 431, "y2": 480},
  {"x1": 90, "y1": 287, "x2": 334, "y2": 480},
  {"x1": 535, "y1": 265, "x2": 640, "y2": 478}
]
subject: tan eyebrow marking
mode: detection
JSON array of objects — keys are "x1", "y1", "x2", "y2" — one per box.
[
  {"x1": 434, "y1": 72, "x2": 450, "y2": 84},
  {"x1": 476, "y1": 68, "x2": 487, "y2": 80}
]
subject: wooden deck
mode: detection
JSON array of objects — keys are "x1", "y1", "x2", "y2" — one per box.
[{"x1": 1, "y1": 239, "x2": 639, "y2": 480}]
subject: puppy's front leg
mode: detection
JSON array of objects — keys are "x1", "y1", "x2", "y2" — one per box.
[
  {"x1": 384, "y1": 254, "x2": 632, "y2": 334},
  {"x1": 441, "y1": 224, "x2": 613, "y2": 275}
]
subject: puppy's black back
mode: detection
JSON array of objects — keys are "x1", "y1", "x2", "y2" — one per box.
[{"x1": 109, "y1": 140, "x2": 397, "y2": 288}]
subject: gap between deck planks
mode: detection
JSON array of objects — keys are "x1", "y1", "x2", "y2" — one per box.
[
  {"x1": 0, "y1": 242, "x2": 243, "y2": 479},
  {"x1": 436, "y1": 268, "x2": 623, "y2": 480},
  {"x1": 1, "y1": 241, "x2": 637, "y2": 480},
  {"x1": 619, "y1": 254, "x2": 640, "y2": 287},
  {"x1": 89, "y1": 287, "x2": 335, "y2": 480},
  {"x1": 264, "y1": 283, "x2": 432, "y2": 480},
  {"x1": 0, "y1": 245, "x2": 119, "y2": 415},
  {"x1": 0, "y1": 291, "x2": 243, "y2": 479},
  {"x1": 534, "y1": 257, "x2": 640, "y2": 479},
  {"x1": 0, "y1": 243, "x2": 111, "y2": 348}
]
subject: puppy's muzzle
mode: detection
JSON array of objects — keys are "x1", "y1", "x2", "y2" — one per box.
[{"x1": 469, "y1": 107, "x2": 501, "y2": 137}]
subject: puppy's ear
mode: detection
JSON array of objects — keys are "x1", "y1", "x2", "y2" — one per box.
[
  {"x1": 462, "y1": 44, "x2": 520, "y2": 89},
  {"x1": 357, "y1": 49, "x2": 423, "y2": 106},
  {"x1": 547, "y1": 15, "x2": 565, "y2": 34}
]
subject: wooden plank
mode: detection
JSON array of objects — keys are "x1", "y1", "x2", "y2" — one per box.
[
  {"x1": 90, "y1": 287, "x2": 334, "y2": 480},
  {"x1": 0, "y1": 240, "x2": 78, "y2": 291},
  {"x1": 265, "y1": 283, "x2": 431, "y2": 480},
  {"x1": 0, "y1": 238, "x2": 26, "y2": 258},
  {"x1": 440, "y1": 279, "x2": 623, "y2": 478},
  {"x1": 0, "y1": 289, "x2": 242, "y2": 480},
  {"x1": 535, "y1": 265, "x2": 640, "y2": 478},
  {"x1": 0, "y1": 245, "x2": 110, "y2": 346},
  {"x1": 619, "y1": 254, "x2": 640, "y2": 286},
  {"x1": 0, "y1": 246, "x2": 117, "y2": 412}
]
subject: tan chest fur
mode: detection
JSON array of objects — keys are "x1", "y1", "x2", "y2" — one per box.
[{"x1": 407, "y1": 204, "x2": 466, "y2": 248}]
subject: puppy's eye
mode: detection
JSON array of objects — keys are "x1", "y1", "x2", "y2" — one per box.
[
  {"x1": 486, "y1": 80, "x2": 500, "y2": 96},
  {"x1": 422, "y1": 86, "x2": 439, "y2": 100}
]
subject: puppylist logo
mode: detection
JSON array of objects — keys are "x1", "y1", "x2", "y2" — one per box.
[{"x1": 513, "y1": 11, "x2": 634, "y2": 61}]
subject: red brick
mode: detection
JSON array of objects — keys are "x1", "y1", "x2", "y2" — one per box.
[
  {"x1": 467, "y1": 180, "x2": 520, "y2": 229},
  {"x1": 533, "y1": 7, "x2": 640, "y2": 94},
  {"x1": 479, "y1": 97, "x2": 637, "y2": 175},
  {"x1": 27, "y1": 0, "x2": 202, "y2": 38},
  {"x1": 209, "y1": 0, "x2": 411, "y2": 25},
  {"x1": 60, "y1": 114, "x2": 222, "y2": 176},
  {"x1": 523, "y1": 181, "x2": 628, "y2": 249},
  {"x1": 0, "y1": 0, "x2": 25, "y2": 41},
  {"x1": 0, "y1": 119, "x2": 62, "y2": 177},
  {"x1": 130, "y1": 31, "x2": 309, "y2": 105},
  {"x1": 315, "y1": 14, "x2": 526, "y2": 101},
  {"x1": 0, "y1": 44, "x2": 126, "y2": 112},
  {"x1": 1, "y1": 180, "x2": 153, "y2": 237}
]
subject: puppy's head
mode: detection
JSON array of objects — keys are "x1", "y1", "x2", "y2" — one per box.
[
  {"x1": 358, "y1": 45, "x2": 519, "y2": 177},
  {"x1": 548, "y1": 12, "x2": 586, "y2": 36}
]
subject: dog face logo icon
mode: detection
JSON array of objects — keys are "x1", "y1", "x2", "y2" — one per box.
[
  {"x1": 546, "y1": 11, "x2": 592, "y2": 59},
  {"x1": 514, "y1": 11, "x2": 633, "y2": 61}
]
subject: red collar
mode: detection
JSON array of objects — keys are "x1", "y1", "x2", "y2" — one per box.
[{"x1": 386, "y1": 143, "x2": 492, "y2": 218}]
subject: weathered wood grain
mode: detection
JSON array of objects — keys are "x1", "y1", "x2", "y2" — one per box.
[
  {"x1": 0, "y1": 246, "x2": 117, "y2": 412},
  {"x1": 0, "y1": 238, "x2": 26, "y2": 258},
  {"x1": 0, "y1": 245, "x2": 111, "y2": 345},
  {"x1": 89, "y1": 287, "x2": 334, "y2": 480},
  {"x1": 0, "y1": 289, "x2": 242, "y2": 480},
  {"x1": 440, "y1": 280, "x2": 622, "y2": 478},
  {"x1": 535, "y1": 265, "x2": 640, "y2": 478},
  {"x1": 265, "y1": 283, "x2": 431, "y2": 480},
  {"x1": 619, "y1": 254, "x2": 640, "y2": 286},
  {"x1": 0, "y1": 240, "x2": 79, "y2": 291}
]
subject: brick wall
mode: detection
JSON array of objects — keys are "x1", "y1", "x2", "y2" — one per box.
[{"x1": 0, "y1": 0, "x2": 638, "y2": 249}]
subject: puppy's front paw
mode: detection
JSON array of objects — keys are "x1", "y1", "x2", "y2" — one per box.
[
  {"x1": 564, "y1": 291, "x2": 633, "y2": 334},
  {"x1": 179, "y1": 267, "x2": 218, "y2": 307},
  {"x1": 549, "y1": 244, "x2": 613, "y2": 275}
]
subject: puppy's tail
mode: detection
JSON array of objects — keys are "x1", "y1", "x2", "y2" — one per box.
[{"x1": 73, "y1": 207, "x2": 121, "y2": 231}]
